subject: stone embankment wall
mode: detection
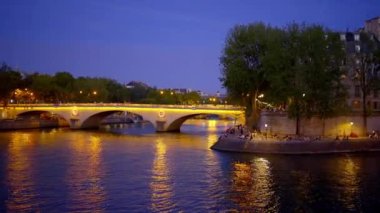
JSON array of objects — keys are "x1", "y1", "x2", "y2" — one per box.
[
  {"x1": 0, "y1": 118, "x2": 69, "y2": 130},
  {"x1": 259, "y1": 111, "x2": 380, "y2": 136},
  {"x1": 211, "y1": 137, "x2": 380, "y2": 154}
]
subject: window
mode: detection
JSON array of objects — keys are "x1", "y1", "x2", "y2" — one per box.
[
  {"x1": 374, "y1": 89, "x2": 379, "y2": 98},
  {"x1": 355, "y1": 86, "x2": 361, "y2": 97},
  {"x1": 341, "y1": 58, "x2": 346, "y2": 66},
  {"x1": 352, "y1": 100, "x2": 361, "y2": 109},
  {"x1": 374, "y1": 102, "x2": 378, "y2": 110},
  {"x1": 354, "y1": 34, "x2": 360, "y2": 41},
  {"x1": 355, "y1": 45, "x2": 361, "y2": 53},
  {"x1": 340, "y1": 34, "x2": 346, "y2": 41}
]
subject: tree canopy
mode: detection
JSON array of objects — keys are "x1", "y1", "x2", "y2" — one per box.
[
  {"x1": 0, "y1": 64, "x2": 203, "y2": 106},
  {"x1": 220, "y1": 23, "x2": 347, "y2": 133}
]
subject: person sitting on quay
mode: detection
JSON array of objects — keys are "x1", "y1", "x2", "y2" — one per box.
[{"x1": 369, "y1": 130, "x2": 379, "y2": 139}]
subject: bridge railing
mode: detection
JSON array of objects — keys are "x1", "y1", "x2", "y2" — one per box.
[{"x1": 7, "y1": 103, "x2": 244, "y2": 110}]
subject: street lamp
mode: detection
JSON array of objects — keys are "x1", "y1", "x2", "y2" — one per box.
[
  {"x1": 93, "y1": 91, "x2": 97, "y2": 95},
  {"x1": 350, "y1": 122, "x2": 354, "y2": 136}
]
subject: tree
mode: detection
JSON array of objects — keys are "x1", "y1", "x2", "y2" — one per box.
[
  {"x1": 220, "y1": 23, "x2": 282, "y2": 129},
  {"x1": 105, "y1": 79, "x2": 131, "y2": 102},
  {"x1": 220, "y1": 23, "x2": 347, "y2": 134},
  {"x1": 282, "y1": 24, "x2": 347, "y2": 135},
  {"x1": 351, "y1": 32, "x2": 380, "y2": 135},
  {"x1": 54, "y1": 72, "x2": 75, "y2": 102},
  {"x1": 30, "y1": 73, "x2": 58, "y2": 102},
  {"x1": 0, "y1": 63, "x2": 23, "y2": 107}
]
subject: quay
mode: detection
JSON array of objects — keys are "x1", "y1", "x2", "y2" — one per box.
[{"x1": 211, "y1": 128, "x2": 380, "y2": 154}]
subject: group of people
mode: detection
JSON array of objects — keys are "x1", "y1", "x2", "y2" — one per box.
[
  {"x1": 220, "y1": 124, "x2": 380, "y2": 142},
  {"x1": 223, "y1": 124, "x2": 253, "y2": 140},
  {"x1": 222, "y1": 124, "x2": 279, "y2": 141}
]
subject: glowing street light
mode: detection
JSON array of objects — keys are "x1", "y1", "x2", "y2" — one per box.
[
  {"x1": 350, "y1": 122, "x2": 354, "y2": 136},
  {"x1": 258, "y1": 93, "x2": 264, "y2": 98},
  {"x1": 160, "y1": 90, "x2": 164, "y2": 95},
  {"x1": 79, "y1": 90, "x2": 83, "y2": 94},
  {"x1": 93, "y1": 91, "x2": 97, "y2": 95},
  {"x1": 264, "y1": 123, "x2": 268, "y2": 139}
]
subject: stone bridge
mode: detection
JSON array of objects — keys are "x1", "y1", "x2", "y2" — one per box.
[{"x1": 1, "y1": 104, "x2": 244, "y2": 132}]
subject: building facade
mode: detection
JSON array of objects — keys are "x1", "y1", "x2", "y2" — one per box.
[
  {"x1": 339, "y1": 30, "x2": 380, "y2": 113},
  {"x1": 365, "y1": 16, "x2": 380, "y2": 40}
]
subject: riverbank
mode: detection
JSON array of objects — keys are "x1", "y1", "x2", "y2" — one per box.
[
  {"x1": 211, "y1": 136, "x2": 380, "y2": 154},
  {"x1": 0, "y1": 118, "x2": 69, "y2": 130},
  {"x1": 0, "y1": 116, "x2": 135, "y2": 130}
]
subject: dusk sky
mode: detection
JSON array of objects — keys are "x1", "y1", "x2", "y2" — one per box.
[{"x1": 1, "y1": 0, "x2": 379, "y2": 93}]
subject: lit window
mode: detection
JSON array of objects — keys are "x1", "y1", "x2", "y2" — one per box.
[
  {"x1": 340, "y1": 34, "x2": 346, "y2": 41},
  {"x1": 354, "y1": 34, "x2": 360, "y2": 41},
  {"x1": 355, "y1": 45, "x2": 361, "y2": 52},
  {"x1": 352, "y1": 100, "x2": 361, "y2": 109}
]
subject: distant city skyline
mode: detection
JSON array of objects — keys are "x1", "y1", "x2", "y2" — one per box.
[{"x1": 1, "y1": 0, "x2": 379, "y2": 93}]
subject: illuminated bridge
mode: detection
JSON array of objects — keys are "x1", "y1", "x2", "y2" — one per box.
[{"x1": 1, "y1": 104, "x2": 244, "y2": 132}]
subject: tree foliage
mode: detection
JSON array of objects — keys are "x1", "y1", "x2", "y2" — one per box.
[
  {"x1": 0, "y1": 63, "x2": 23, "y2": 107},
  {"x1": 220, "y1": 23, "x2": 347, "y2": 133},
  {"x1": 0, "y1": 64, "x2": 202, "y2": 106},
  {"x1": 220, "y1": 23, "x2": 281, "y2": 129}
]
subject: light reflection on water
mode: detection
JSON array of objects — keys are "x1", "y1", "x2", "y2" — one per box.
[
  {"x1": 150, "y1": 138, "x2": 176, "y2": 211},
  {"x1": 231, "y1": 158, "x2": 278, "y2": 211},
  {"x1": 66, "y1": 134, "x2": 106, "y2": 211},
  {"x1": 336, "y1": 157, "x2": 360, "y2": 211},
  {"x1": 1, "y1": 119, "x2": 380, "y2": 212},
  {"x1": 6, "y1": 132, "x2": 38, "y2": 212}
]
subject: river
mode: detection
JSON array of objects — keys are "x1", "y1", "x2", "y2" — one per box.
[{"x1": 0, "y1": 119, "x2": 379, "y2": 212}]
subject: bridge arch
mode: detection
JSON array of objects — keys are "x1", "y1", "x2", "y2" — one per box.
[
  {"x1": 15, "y1": 110, "x2": 70, "y2": 127},
  {"x1": 80, "y1": 110, "x2": 151, "y2": 129},
  {"x1": 165, "y1": 113, "x2": 236, "y2": 132}
]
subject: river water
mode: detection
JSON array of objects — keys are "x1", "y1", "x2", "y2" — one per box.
[{"x1": 0, "y1": 119, "x2": 380, "y2": 212}]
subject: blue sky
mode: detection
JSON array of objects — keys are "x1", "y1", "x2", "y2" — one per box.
[{"x1": 1, "y1": 0, "x2": 379, "y2": 93}]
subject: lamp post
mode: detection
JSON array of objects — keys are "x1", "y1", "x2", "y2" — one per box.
[
  {"x1": 93, "y1": 91, "x2": 97, "y2": 103},
  {"x1": 350, "y1": 122, "x2": 354, "y2": 136}
]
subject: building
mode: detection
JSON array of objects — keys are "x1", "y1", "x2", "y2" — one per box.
[
  {"x1": 260, "y1": 17, "x2": 380, "y2": 136},
  {"x1": 171, "y1": 88, "x2": 192, "y2": 94},
  {"x1": 340, "y1": 30, "x2": 380, "y2": 113},
  {"x1": 365, "y1": 16, "x2": 380, "y2": 40},
  {"x1": 125, "y1": 81, "x2": 150, "y2": 89}
]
